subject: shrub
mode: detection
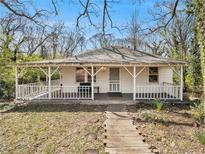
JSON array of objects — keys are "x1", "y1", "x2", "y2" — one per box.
[
  {"x1": 197, "y1": 132, "x2": 205, "y2": 145},
  {"x1": 190, "y1": 101, "x2": 204, "y2": 122},
  {"x1": 142, "y1": 112, "x2": 152, "y2": 121},
  {"x1": 153, "y1": 100, "x2": 164, "y2": 112}
]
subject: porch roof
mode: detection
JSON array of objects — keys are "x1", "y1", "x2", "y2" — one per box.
[{"x1": 17, "y1": 46, "x2": 186, "y2": 67}]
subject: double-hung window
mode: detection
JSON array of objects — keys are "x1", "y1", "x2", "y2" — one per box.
[
  {"x1": 76, "y1": 67, "x2": 85, "y2": 82},
  {"x1": 76, "y1": 67, "x2": 96, "y2": 82},
  {"x1": 149, "y1": 67, "x2": 158, "y2": 83}
]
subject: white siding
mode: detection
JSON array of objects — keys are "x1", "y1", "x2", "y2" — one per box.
[
  {"x1": 61, "y1": 66, "x2": 173, "y2": 93},
  {"x1": 61, "y1": 67, "x2": 78, "y2": 86},
  {"x1": 95, "y1": 67, "x2": 109, "y2": 93},
  {"x1": 120, "y1": 67, "x2": 133, "y2": 93},
  {"x1": 158, "y1": 67, "x2": 173, "y2": 84}
]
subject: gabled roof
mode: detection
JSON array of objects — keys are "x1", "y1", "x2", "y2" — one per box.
[{"x1": 17, "y1": 46, "x2": 186, "y2": 66}]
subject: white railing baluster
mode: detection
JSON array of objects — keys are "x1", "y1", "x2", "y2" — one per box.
[
  {"x1": 17, "y1": 84, "x2": 181, "y2": 101},
  {"x1": 135, "y1": 85, "x2": 180, "y2": 100}
]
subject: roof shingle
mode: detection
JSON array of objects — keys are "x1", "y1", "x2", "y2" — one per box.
[{"x1": 18, "y1": 46, "x2": 186, "y2": 66}]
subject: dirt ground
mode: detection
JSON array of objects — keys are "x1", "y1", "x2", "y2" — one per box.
[
  {"x1": 0, "y1": 103, "x2": 107, "y2": 154},
  {"x1": 127, "y1": 103, "x2": 205, "y2": 154},
  {"x1": 1, "y1": 102, "x2": 205, "y2": 154}
]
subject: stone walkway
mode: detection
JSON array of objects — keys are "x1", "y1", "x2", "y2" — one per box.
[{"x1": 104, "y1": 105, "x2": 153, "y2": 154}]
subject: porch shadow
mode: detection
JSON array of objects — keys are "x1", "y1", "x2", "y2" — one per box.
[
  {"x1": 6, "y1": 103, "x2": 131, "y2": 113},
  {"x1": 6, "y1": 101, "x2": 192, "y2": 113}
]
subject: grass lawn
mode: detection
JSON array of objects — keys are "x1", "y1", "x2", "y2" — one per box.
[
  {"x1": 0, "y1": 103, "x2": 106, "y2": 154},
  {"x1": 128, "y1": 103, "x2": 205, "y2": 154}
]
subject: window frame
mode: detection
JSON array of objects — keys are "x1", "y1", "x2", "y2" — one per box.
[
  {"x1": 76, "y1": 67, "x2": 85, "y2": 83},
  {"x1": 148, "y1": 67, "x2": 159, "y2": 83},
  {"x1": 76, "y1": 67, "x2": 97, "y2": 83}
]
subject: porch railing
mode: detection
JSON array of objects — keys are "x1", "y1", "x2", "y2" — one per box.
[
  {"x1": 50, "y1": 86, "x2": 91, "y2": 99},
  {"x1": 17, "y1": 85, "x2": 49, "y2": 100},
  {"x1": 20, "y1": 79, "x2": 61, "y2": 87},
  {"x1": 109, "y1": 80, "x2": 120, "y2": 92},
  {"x1": 135, "y1": 85, "x2": 180, "y2": 99},
  {"x1": 17, "y1": 85, "x2": 92, "y2": 100},
  {"x1": 17, "y1": 80, "x2": 60, "y2": 100},
  {"x1": 17, "y1": 83, "x2": 180, "y2": 100}
]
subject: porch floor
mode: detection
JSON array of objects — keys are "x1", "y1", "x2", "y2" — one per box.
[{"x1": 95, "y1": 93, "x2": 133, "y2": 101}]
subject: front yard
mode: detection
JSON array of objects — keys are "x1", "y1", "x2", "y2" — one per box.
[
  {"x1": 1, "y1": 101, "x2": 205, "y2": 154},
  {"x1": 128, "y1": 103, "x2": 205, "y2": 154},
  {"x1": 0, "y1": 103, "x2": 106, "y2": 154}
]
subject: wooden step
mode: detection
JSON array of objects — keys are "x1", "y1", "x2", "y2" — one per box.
[
  {"x1": 104, "y1": 140, "x2": 148, "y2": 147},
  {"x1": 105, "y1": 147, "x2": 153, "y2": 154},
  {"x1": 104, "y1": 107, "x2": 154, "y2": 154},
  {"x1": 104, "y1": 135, "x2": 144, "y2": 140},
  {"x1": 104, "y1": 125, "x2": 135, "y2": 128}
]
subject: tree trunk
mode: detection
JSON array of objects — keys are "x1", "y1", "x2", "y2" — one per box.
[{"x1": 196, "y1": 0, "x2": 205, "y2": 123}]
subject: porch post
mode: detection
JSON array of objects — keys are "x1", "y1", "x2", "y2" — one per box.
[
  {"x1": 180, "y1": 65, "x2": 183, "y2": 101},
  {"x1": 133, "y1": 66, "x2": 136, "y2": 100},
  {"x1": 15, "y1": 66, "x2": 18, "y2": 100},
  {"x1": 48, "y1": 66, "x2": 51, "y2": 99},
  {"x1": 91, "y1": 66, "x2": 94, "y2": 100}
]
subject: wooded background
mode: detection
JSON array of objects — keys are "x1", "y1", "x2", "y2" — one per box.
[{"x1": 0, "y1": 0, "x2": 204, "y2": 103}]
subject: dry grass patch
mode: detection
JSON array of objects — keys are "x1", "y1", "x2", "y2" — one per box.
[
  {"x1": 0, "y1": 103, "x2": 106, "y2": 154},
  {"x1": 128, "y1": 103, "x2": 205, "y2": 154}
]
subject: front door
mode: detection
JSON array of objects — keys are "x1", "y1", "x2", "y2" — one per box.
[{"x1": 109, "y1": 68, "x2": 120, "y2": 92}]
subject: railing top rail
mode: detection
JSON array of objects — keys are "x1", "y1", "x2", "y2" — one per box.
[
  {"x1": 109, "y1": 80, "x2": 120, "y2": 83},
  {"x1": 136, "y1": 85, "x2": 180, "y2": 87},
  {"x1": 52, "y1": 85, "x2": 91, "y2": 87},
  {"x1": 18, "y1": 85, "x2": 91, "y2": 88},
  {"x1": 18, "y1": 85, "x2": 48, "y2": 87},
  {"x1": 19, "y1": 79, "x2": 60, "y2": 86},
  {"x1": 162, "y1": 82, "x2": 175, "y2": 85}
]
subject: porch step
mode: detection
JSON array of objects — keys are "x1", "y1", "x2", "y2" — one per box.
[{"x1": 105, "y1": 147, "x2": 153, "y2": 154}]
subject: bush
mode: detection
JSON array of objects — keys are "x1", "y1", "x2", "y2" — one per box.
[
  {"x1": 190, "y1": 101, "x2": 204, "y2": 122},
  {"x1": 153, "y1": 100, "x2": 164, "y2": 112},
  {"x1": 197, "y1": 132, "x2": 205, "y2": 145},
  {"x1": 0, "y1": 45, "x2": 15, "y2": 99},
  {"x1": 142, "y1": 112, "x2": 152, "y2": 121}
]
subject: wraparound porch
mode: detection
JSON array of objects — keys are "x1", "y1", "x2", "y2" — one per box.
[{"x1": 15, "y1": 64, "x2": 183, "y2": 101}]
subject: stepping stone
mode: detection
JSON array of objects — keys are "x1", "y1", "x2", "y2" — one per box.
[
  {"x1": 104, "y1": 140, "x2": 149, "y2": 147},
  {"x1": 105, "y1": 147, "x2": 153, "y2": 154},
  {"x1": 105, "y1": 129, "x2": 138, "y2": 134},
  {"x1": 84, "y1": 149, "x2": 99, "y2": 154},
  {"x1": 105, "y1": 125, "x2": 136, "y2": 130},
  {"x1": 104, "y1": 133, "x2": 143, "y2": 138},
  {"x1": 104, "y1": 136, "x2": 144, "y2": 140}
]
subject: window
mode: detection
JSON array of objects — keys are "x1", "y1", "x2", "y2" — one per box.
[
  {"x1": 87, "y1": 67, "x2": 96, "y2": 82},
  {"x1": 149, "y1": 67, "x2": 158, "y2": 83},
  {"x1": 76, "y1": 67, "x2": 96, "y2": 83},
  {"x1": 76, "y1": 67, "x2": 85, "y2": 82}
]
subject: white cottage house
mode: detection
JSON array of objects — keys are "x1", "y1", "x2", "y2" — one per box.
[{"x1": 16, "y1": 46, "x2": 186, "y2": 101}]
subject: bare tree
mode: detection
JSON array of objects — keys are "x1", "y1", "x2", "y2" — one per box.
[
  {"x1": 0, "y1": 14, "x2": 27, "y2": 62},
  {"x1": 0, "y1": 0, "x2": 52, "y2": 25},
  {"x1": 145, "y1": 38, "x2": 165, "y2": 55},
  {"x1": 57, "y1": 31, "x2": 85, "y2": 57},
  {"x1": 145, "y1": 0, "x2": 180, "y2": 34},
  {"x1": 48, "y1": 23, "x2": 65, "y2": 59},
  {"x1": 127, "y1": 11, "x2": 143, "y2": 50},
  {"x1": 0, "y1": 0, "x2": 180, "y2": 35},
  {"x1": 22, "y1": 25, "x2": 51, "y2": 56},
  {"x1": 158, "y1": 13, "x2": 194, "y2": 59},
  {"x1": 89, "y1": 33, "x2": 115, "y2": 49}
]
